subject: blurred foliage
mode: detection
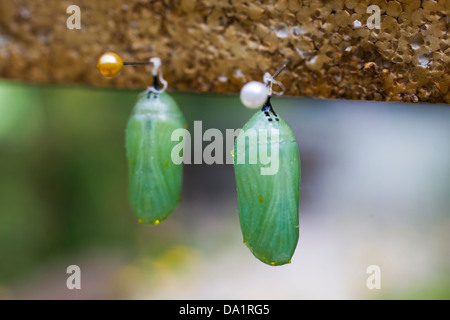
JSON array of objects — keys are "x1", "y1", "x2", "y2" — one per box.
[{"x1": 0, "y1": 82, "x2": 138, "y2": 281}]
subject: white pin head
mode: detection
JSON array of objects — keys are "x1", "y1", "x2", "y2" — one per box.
[{"x1": 240, "y1": 81, "x2": 268, "y2": 109}]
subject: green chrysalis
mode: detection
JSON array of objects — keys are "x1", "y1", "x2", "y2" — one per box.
[
  {"x1": 233, "y1": 97, "x2": 300, "y2": 266},
  {"x1": 126, "y1": 89, "x2": 185, "y2": 225}
]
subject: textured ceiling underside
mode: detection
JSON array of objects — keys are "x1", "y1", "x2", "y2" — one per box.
[{"x1": 0, "y1": 0, "x2": 449, "y2": 103}]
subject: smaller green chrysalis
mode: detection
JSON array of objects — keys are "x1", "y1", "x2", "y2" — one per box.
[
  {"x1": 233, "y1": 96, "x2": 300, "y2": 266},
  {"x1": 126, "y1": 73, "x2": 185, "y2": 225}
]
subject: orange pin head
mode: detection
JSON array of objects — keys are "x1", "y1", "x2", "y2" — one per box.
[{"x1": 97, "y1": 52, "x2": 124, "y2": 78}]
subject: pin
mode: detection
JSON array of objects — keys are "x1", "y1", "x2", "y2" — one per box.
[
  {"x1": 240, "y1": 59, "x2": 290, "y2": 109},
  {"x1": 96, "y1": 52, "x2": 154, "y2": 78}
]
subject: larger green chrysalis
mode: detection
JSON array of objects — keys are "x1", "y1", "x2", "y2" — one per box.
[
  {"x1": 126, "y1": 87, "x2": 185, "y2": 225},
  {"x1": 233, "y1": 97, "x2": 300, "y2": 266}
]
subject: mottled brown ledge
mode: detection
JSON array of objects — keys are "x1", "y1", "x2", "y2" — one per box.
[{"x1": 0, "y1": 0, "x2": 449, "y2": 103}]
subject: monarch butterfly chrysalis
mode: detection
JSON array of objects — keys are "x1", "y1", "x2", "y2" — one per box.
[
  {"x1": 233, "y1": 97, "x2": 300, "y2": 266},
  {"x1": 126, "y1": 78, "x2": 186, "y2": 225}
]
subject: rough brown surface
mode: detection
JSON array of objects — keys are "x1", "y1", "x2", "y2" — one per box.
[{"x1": 0, "y1": 0, "x2": 449, "y2": 103}]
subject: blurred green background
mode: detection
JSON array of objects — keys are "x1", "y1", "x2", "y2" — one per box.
[{"x1": 0, "y1": 80, "x2": 449, "y2": 299}]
